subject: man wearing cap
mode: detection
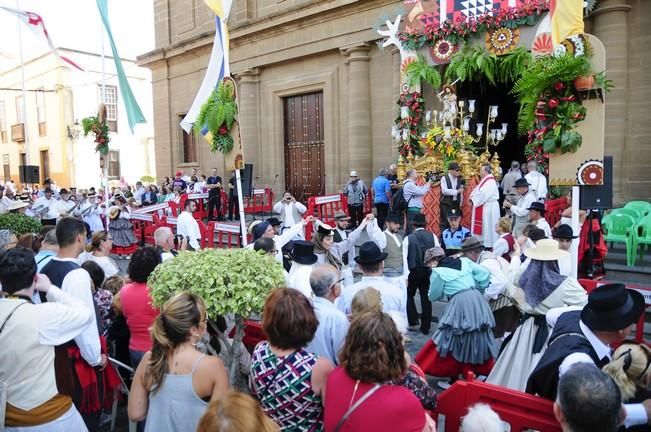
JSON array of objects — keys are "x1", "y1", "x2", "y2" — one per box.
[
  {"x1": 441, "y1": 209, "x2": 471, "y2": 256},
  {"x1": 462, "y1": 236, "x2": 519, "y2": 338},
  {"x1": 31, "y1": 187, "x2": 58, "y2": 226},
  {"x1": 372, "y1": 168, "x2": 392, "y2": 229},
  {"x1": 403, "y1": 213, "x2": 440, "y2": 334},
  {"x1": 504, "y1": 177, "x2": 537, "y2": 236},
  {"x1": 343, "y1": 171, "x2": 368, "y2": 228},
  {"x1": 339, "y1": 241, "x2": 407, "y2": 325},
  {"x1": 273, "y1": 191, "x2": 307, "y2": 237},
  {"x1": 528, "y1": 202, "x2": 552, "y2": 238},
  {"x1": 266, "y1": 217, "x2": 282, "y2": 236},
  {"x1": 56, "y1": 189, "x2": 76, "y2": 219},
  {"x1": 403, "y1": 169, "x2": 433, "y2": 235},
  {"x1": 332, "y1": 211, "x2": 352, "y2": 266},
  {"x1": 470, "y1": 164, "x2": 500, "y2": 248},
  {"x1": 526, "y1": 284, "x2": 651, "y2": 429},
  {"x1": 440, "y1": 162, "x2": 464, "y2": 230},
  {"x1": 306, "y1": 264, "x2": 349, "y2": 365},
  {"x1": 172, "y1": 171, "x2": 188, "y2": 193},
  {"x1": 376, "y1": 213, "x2": 405, "y2": 280},
  {"x1": 287, "y1": 240, "x2": 318, "y2": 298},
  {"x1": 553, "y1": 224, "x2": 577, "y2": 276},
  {"x1": 525, "y1": 160, "x2": 548, "y2": 202}
]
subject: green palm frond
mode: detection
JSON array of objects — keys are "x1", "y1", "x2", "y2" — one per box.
[
  {"x1": 194, "y1": 80, "x2": 238, "y2": 153},
  {"x1": 405, "y1": 55, "x2": 442, "y2": 90}
]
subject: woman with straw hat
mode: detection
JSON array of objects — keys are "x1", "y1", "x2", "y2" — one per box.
[{"x1": 486, "y1": 239, "x2": 587, "y2": 391}]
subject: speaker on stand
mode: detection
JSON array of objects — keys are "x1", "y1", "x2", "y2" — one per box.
[{"x1": 19, "y1": 165, "x2": 40, "y2": 185}]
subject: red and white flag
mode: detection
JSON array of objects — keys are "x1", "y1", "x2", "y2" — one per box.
[{"x1": 0, "y1": 6, "x2": 84, "y2": 71}]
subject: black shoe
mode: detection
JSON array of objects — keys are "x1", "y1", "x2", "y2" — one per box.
[{"x1": 420, "y1": 328, "x2": 430, "y2": 335}]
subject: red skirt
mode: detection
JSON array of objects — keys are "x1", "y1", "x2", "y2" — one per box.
[
  {"x1": 415, "y1": 340, "x2": 495, "y2": 378},
  {"x1": 111, "y1": 244, "x2": 138, "y2": 255}
]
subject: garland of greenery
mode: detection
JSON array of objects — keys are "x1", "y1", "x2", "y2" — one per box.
[
  {"x1": 399, "y1": 0, "x2": 549, "y2": 50},
  {"x1": 445, "y1": 46, "x2": 532, "y2": 86},
  {"x1": 396, "y1": 91, "x2": 425, "y2": 158},
  {"x1": 81, "y1": 116, "x2": 110, "y2": 155},
  {"x1": 405, "y1": 55, "x2": 442, "y2": 89},
  {"x1": 195, "y1": 81, "x2": 237, "y2": 154}
]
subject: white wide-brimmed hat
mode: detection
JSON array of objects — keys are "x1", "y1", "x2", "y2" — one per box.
[
  {"x1": 9, "y1": 200, "x2": 28, "y2": 211},
  {"x1": 524, "y1": 239, "x2": 569, "y2": 261}
]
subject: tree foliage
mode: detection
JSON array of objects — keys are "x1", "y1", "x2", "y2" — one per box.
[
  {"x1": 405, "y1": 55, "x2": 442, "y2": 90},
  {"x1": 444, "y1": 46, "x2": 533, "y2": 86},
  {"x1": 0, "y1": 213, "x2": 43, "y2": 236},
  {"x1": 194, "y1": 81, "x2": 237, "y2": 154}
]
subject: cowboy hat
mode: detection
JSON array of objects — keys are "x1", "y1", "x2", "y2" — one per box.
[
  {"x1": 354, "y1": 241, "x2": 388, "y2": 265},
  {"x1": 448, "y1": 162, "x2": 460, "y2": 171},
  {"x1": 552, "y1": 224, "x2": 578, "y2": 240},
  {"x1": 581, "y1": 283, "x2": 645, "y2": 332},
  {"x1": 290, "y1": 240, "x2": 318, "y2": 265},
  {"x1": 423, "y1": 247, "x2": 446, "y2": 264},
  {"x1": 524, "y1": 239, "x2": 569, "y2": 261},
  {"x1": 528, "y1": 202, "x2": 546, "y2": 214},
  {"x1": 514, "y1": 178, "x2": 530, "y2": 188},
  {"x1": 333, "y1": 210, "x2": 350, "y2": 221},
  {"x1": 317, "y1": 222, "x2": 335, "y2": 237},
  {"x1": 461, "y1": 237, "x2": 484, "y2": 253}
]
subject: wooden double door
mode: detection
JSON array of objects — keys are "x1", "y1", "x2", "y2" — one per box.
[{"x1": 283, "y1": 92, "x2": 325, "y2": 201}]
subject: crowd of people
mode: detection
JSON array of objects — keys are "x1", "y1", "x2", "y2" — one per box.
[{"x1": 0, "y1": 162, "x2": 648, "y2": 432}]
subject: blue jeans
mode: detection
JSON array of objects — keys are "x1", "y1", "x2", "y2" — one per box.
[{"x1": 129, "y1": 349, "x2": 146, "y2": 369}]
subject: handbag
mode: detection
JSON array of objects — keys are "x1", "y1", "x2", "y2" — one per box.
[{"x1": 333, "y1": 383, "x2": 382, "y2": 432}]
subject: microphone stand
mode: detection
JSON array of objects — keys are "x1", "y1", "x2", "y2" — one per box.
[
  {"x1": 251, "y1": 176, "x2": 259, "y2": 220},
  {"x1": 267, "y1": 174, "x2": 279, "y2": 221}
]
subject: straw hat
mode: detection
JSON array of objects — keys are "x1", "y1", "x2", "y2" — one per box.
[
  {"x1": 8, "y1": 200, "x2": 28, "y2": 211},
  {"x1": 524, "y1": 239, "x2": 569, "y2": 261},
  {"x1": 108, "y1": 206, "x2": 121, "y2": 220}
]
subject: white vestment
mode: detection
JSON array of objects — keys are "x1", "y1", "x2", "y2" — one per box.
[{"x1": 470, "y1": 175, "x2": 500, "y2": 247}]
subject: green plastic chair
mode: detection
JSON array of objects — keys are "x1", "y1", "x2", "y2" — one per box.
[
  {"x1": 609, "y1": 207, "x2": 643, "y2": 223},
  {"x1": 603, "y1": 212, "x2": 637, "y2": 266},
  {"x1": 634, "y1": 214, "x2": 651, "y2": 264},
  {"x1": 625, "y1": 201, "x2": 651, "y2": 217}
]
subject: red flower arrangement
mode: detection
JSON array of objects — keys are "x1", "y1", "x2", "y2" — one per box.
[
  {"x1": 395, "y1": 91, "x2": 425, "y2": 158},
  {"x1": 399, "y1": 0, "x2": 549, "y2": 50}
]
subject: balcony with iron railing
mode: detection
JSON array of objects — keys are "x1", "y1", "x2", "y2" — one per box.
[{"x1": 11, "y1": 123, "x2": 25, "y2": 142}]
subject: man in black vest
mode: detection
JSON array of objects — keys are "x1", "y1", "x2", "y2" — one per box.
[
  {"x1": 527, "y1": 283, "x2": 651, "y2": 429},
  {"x1": 404, "y1": 213, "x2": 440, "y2": 334},
  {"x1": 332, "y1": 211, "x2": 351, "y2": 266},
  {"x1": 439, "y1": 162, "x2": 464, "y2": 230},
  {"x1": 41, "y1": 217, "x2": 106, "y2": 431},
  {"x1": 206, "y1": 168, "x2": 223, "y2": 221}
]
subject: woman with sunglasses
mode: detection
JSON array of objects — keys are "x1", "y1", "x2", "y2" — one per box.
[{"x1": 78, "y1": 231, "x2": 121, "y2": 278}]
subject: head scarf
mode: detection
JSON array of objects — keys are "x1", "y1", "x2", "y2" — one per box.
[
  {"x1": 253, "y1": 222, "x2": 270, "y2": 241},
  {"x1": 438, "y1": 256, "x2": 462, "y2": 271},
  {"x1": 0, "y1": 229, "x2": 13, "y2": 249},
  {"x1": 312, "y1": 232, "x2": 342, "y2": 270},
  {"x1": 519, "y1": 259, "x2": 567, "y2": 308}
]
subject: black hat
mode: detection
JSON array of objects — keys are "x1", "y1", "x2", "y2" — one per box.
[
  {"x1": 290, "y1": 240, "x2": 318, "y2": 265},
  {"x1": 266, "y1": 217, "x2": 281, "y2": 227},
  {"x1": 514, "y1": 178, "x2": 530, "y2": 188},
  {"x1": 461, "y1": 236, "x2": 484, "y2": 253},
  {"x1": 581, "y1": 283, "x2": 645, "y2": 332},
  {"x1": 448, "y1": 162, "x2": 460, "y2": 171},
  {"x1": 412, "y1": 213, "x2": 427, "y2": 227},
  {"x1": 317, "y1": 223, "x2": 335, "y2": 236},
  {"x1": 385, "y1": 213, "x2": 402, "y2": 224},
  {"x1": 528, "y1": 202, "x2": 546, "y2": 214},
  {"x1": 447, "y1": 209, "x2": 461, "y2": 219},
  {"x1": 553, "y1": 224, "x2": 578, "y2": 240},
  {"x1": 354, "y1": 241, "x2": 388, "y2": 265}
]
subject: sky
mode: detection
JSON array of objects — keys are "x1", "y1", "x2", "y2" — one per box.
[{"x1": 0, "y1": 0, "x2": 155, "y2": 72}]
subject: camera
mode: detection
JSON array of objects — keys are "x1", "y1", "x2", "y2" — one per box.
[{"x1": 425, "y1": 171, "x2": 444, "y2": 183}]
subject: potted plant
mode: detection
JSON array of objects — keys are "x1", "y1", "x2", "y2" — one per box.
[
  {"x1": 147, "y1": 248, "x2": 286, "y2": 384},
  {"x1": 0, "y1": 213, "x2": 43, "y2": 236}
]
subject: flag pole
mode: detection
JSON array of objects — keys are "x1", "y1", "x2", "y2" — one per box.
[
  {"x1": 16, "y1": 0, "x2": 30, "y2": 168},
  {"x1": 100, "y1": 8, "x2": 109, "y2": 196},
  {"x1": 236, "y1": 167, "x2": 247, "y2": 246}
]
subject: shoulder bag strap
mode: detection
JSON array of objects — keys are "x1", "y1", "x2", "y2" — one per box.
[
  {"x1": 0, "y1": 302, "x2": 28, "y2": 335},
  {"x1": 333, "y1": 384, "x2": 382, "y2": 432}
]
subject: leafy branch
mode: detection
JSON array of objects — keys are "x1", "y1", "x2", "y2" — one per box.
[
  {"x1": 405, "y1": 55, "x2": 442, "y2": 89},
  {"x1": 195, "y1": 81, "x2": 238, "y2": 154}
]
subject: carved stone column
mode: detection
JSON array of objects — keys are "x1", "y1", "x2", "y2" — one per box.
[
  {"x1": 236, "y1": 68, "x2": 260, "y2": 174},
  {"x1": 591, "y1": 0, "x2": 631, "y2": 203},
  {"x1": 340, "y1": 43, "x2": 372, "y2": 183}
]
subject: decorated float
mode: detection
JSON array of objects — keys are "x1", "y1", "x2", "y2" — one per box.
[{"x1": 377, "y1": 0, "x2": 608, "y2": 235}]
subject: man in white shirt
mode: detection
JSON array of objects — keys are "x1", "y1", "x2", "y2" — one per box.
[
  {"x1": 501, "y1": 161, "x2": 523, "y2": 208},
  {"x1": 440, "y1": 162, "x2": 464, "y2": 230},
  {"x1": 154, "y1": 226, "x2": 186, "y2": 261},
  {"x1": 176, "y1": 199, "x2": 202, "y2": 250},
  {"x1": 525, "y1": 160, "x2": 548, "y2": 202},
  {"x1": 403, "y1": 169, "x2": 433, "y2": 234},
  {"x1": 528, "y1": 202, "x2": 552, "y2": 238},
  {"x1": 469, "y1": 164, "x2": 500, "y2": 247},
  {"x1": 552, "y1": 224, "x2": 576, "y2": 276},
  {"x1": 133, "y1": 181, "x2": 146, "y2": 203},
  {"x1": 246, "y1": 216, "x2": 314, "y2": 264},
  {"x1": 340, "y1": 241, "x2": 407, "y2": 327},
  {"x1": 286, "y1": 240, "x2": 318, "y2": 298},
  {"x1": 0, "y1": 248, "x2": 93, "y2": 430},
  {"x1": 273, "y1": 192, "x2": 307, "y2": 237},
  {"x1": 31, "y1": 187, "x2": 58, "y2": 226},
  {"x1": 504, "y1": 177, "x2": 537, "y2": 236},
  {"x1": 0, "y1": 184, "x2": 12, "y2": 214}
]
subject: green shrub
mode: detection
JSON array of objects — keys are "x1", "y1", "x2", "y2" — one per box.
[{"x1": 0, "y1": 213, "x2": 43, "y2": 236}]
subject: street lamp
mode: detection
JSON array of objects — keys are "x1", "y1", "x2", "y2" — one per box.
[{"x1": 67, "y1": 119, "x2": 81, "y2": 140}]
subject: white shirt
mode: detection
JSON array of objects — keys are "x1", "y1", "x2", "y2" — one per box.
[
  {"x1": 440, "y1": 174, "x2": 461, "y2": 201},
  {"x1": 492, "y1": 233, "x2": 510, "y2": 258},
  {"x1": 134, "y1": 187, "x2": 146, "y2": 202},
  {"x1": 193, "y1": 181, "x2": 206, "y2": 193},
  {"x1": 338, "y1": 275, "x2": 407, "y2": 324},
  {"x1": 402, "y1": 228, "x2": 441, "y2": 278},
  {"x1": 377, "y1": 230, "x2": 402, "y2": 249},
  {"x1": 78, "y1": 252, "x2": 120, "y2": 278},
  {"x1": 273, "y1": 201, "x2": 307, "y2": 228},
  {"x1": 287, "y1": 263, "x2": 314, "y2": 298},
  {"x1": 477, "y1": 252, "x2": 510, "y2": 300},
  {"x1": 525, "y1": 171, "x2": 548, "y2": 201},
  {"x1": 177, "y1": 210, "x2": 202, "y2": 250},
  {"x1": 0, "y1": 196, "x2": 12, "y2": 214},
  {"x1": 245, "y1": 221, "x2": 306, "y2": 263},
  {"x1": 534, "y1": 218, "x2": 552, "y2": 238},
  {"x1": 32, "y1": 196, "x2": 58, "y2": 220}
]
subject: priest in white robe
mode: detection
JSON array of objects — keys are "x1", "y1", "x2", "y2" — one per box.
[{"x1": 470, "y1": 164, "x2": 500, "y2": 247}]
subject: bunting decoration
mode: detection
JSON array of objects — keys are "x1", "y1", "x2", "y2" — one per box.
[
  {"x1": 96, "y1": 0, "x2": 147, "y2": 132},
  {"x1": 0, "y1": 6, "x2": 84, "y2": 71}
]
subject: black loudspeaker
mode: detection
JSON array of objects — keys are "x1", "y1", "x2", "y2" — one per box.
[
  {"x1": 240, "y1": 163, "x2": 254, "y2": 197},
  {"x1": 580, "y1": 156, "x2": 613, "y2": 210},
  {"x1": 19, "y1": 165, "x2": 40, "y2": 184}
]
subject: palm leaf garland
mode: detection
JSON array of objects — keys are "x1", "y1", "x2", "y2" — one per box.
[
  {"x1": 195, "y1": 81, "x2": 238, "y2": 154},
  {"x1": 444, "y1": 46, "x2": 533, "y2": 86},
  {"x1": 81, "y1": 116, "x2": 110, "y2": 155},
  {"x1": 405, "y1": 55, "x2": 442, "y2": 89}
]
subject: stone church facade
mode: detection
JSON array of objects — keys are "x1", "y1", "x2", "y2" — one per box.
[{"x1": 139, "y1": 0, "x2": 650, "y2": 205}]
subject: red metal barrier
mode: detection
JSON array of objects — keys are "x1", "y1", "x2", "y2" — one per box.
[
  {"x1": 579, "y1": 279, "x2": 650, "y2": 346},
  {"x1": 243, "y1": 188, "x2": 274, "y2": 214},
  {"x1": 305, "y1": 193, "x2": 348, "y2": 240},
  {"x1": 436, "y1": 373, "x2": 560, "y2": 432}
]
